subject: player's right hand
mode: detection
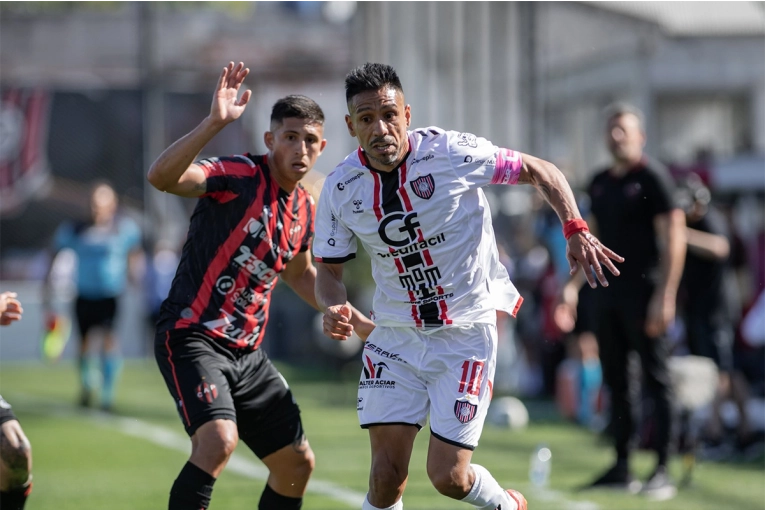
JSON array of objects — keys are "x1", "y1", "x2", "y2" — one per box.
[
  {"x1": 210, "y1": 61, "x2": 252, "y2": 125},
  {"x1": 323, "y1": 304, "x2": 354, "y2": 342},
  {"x1": 0, "y1": 292, "x2": 23, "y2": 326}
]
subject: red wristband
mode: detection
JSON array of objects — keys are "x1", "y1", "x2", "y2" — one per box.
[{"x1": 563, "y1": 219, "x2": 589, "y2": 240}]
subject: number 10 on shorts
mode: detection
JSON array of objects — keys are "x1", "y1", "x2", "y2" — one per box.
[{"x1": 458, "y1": 360, "x2": 484, "y2": 396}]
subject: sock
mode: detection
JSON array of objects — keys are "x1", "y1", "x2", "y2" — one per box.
[
  {"x1": 259, "y1": 484, "x2": 302, "y2": 510},
  {"x1": 79, "y1": 355, "x2": 95, "y2": 395},
  {"x1": 169, "y1": 461, "x2": 216, "y2": 510},
  {"x1": 460, "y1": 464, "x2": 517, "y2": 510},
  {"x1": 361, "y1": 494, "x2": 403, "y2": 509},
  {"x1": 101, "y1": 352, "x2": 123, "y2": 409},
  {"x1": 0, "y1": 482, "x2": 33, "y2": 510}
]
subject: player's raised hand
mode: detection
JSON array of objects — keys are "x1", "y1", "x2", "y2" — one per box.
[
  {"x1": 323, "y1": 303, "x2": 354, "y2": 342},
  {"x1": 567, "y1": 231, "x2": 624, "y2": 288},
  {"x1": 210, "y1": 61, "x2": 252, "y2": 125},
  {"x1": 0, "y1": 291, "x2": 23, "y2": 326}
]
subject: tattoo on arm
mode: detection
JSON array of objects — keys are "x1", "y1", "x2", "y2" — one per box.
[{"x1": 194, "y1": 181, "x2": 207, "y2": 193}]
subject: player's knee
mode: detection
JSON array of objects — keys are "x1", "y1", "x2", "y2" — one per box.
[
  {"x1": 194, "y1": 423, "x2": 239, "y2": 465},
  {"x1": 293, "y1": 447, "x2": 315, "y2": 482},
  {"x1": 427, "y1": 465, "x2": 471, "y2": 498},
  {"x1": 369, "y1": 458, "x2": 408, "y2": 493},
  {"x1": 0, "y1": 433, "x2": 32, "y2": 486}
]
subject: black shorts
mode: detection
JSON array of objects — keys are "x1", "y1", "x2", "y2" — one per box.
[
  {"x1": 0, "y1": 395, "x2": 18, "y2": 426},
  {"x1": 75, "y1": 296, "x2": 118, "y2": 336},
  {"x1": 155, "y1": 329, "x2": 304, "y2": 459}
]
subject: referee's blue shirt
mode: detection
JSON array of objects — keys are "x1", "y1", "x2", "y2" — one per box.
[{"x1": 54, "y1": 216, "x2": 141, "y2": 299}]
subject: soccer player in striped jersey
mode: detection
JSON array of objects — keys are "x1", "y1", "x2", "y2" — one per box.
[
  {"x1": 148, "y1": 62, "x2": 374, "y2": 510},
  {"x1": 314, "y1": 63, "x2": 623, "y2": 510}
]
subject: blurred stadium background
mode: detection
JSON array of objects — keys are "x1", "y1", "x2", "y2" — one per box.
[{"x1": 1, "y1": 2, "x2": 764, "y2": 509}]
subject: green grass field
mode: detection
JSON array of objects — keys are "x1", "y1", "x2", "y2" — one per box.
[{"x1": 0, "y1": 359, "x2": 763, "y2": 510}]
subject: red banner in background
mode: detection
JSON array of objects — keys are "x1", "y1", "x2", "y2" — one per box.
[{"x1": 0, "y1": 89, "x2": 51, "y2": 215}]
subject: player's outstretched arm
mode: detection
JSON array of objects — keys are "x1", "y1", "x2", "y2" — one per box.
[
  {"x1": 517, "y1": 152, "x2": 624, "y2": 288},
  {"x1": 147, "y1": 62, "x2": 252, "y2": 197},
  {"x1": 283, "y1": 253, "x2": 374, "y2": 341}
]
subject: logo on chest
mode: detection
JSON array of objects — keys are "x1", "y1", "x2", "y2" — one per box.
[{"x1": 410, "y1": 174, "x2": 435, "y2": 200}]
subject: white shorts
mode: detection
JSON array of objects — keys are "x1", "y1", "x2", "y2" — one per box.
[{"x1": 357, "y1": 322, "x2": 497, "y2": 450}]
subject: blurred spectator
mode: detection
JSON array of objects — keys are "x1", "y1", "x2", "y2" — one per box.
[
  {"x1": 676, "y1": 173, "x2": 755, "y2": 454},
  {"x1": 42, "y1": 181, "x2": 142, "y2": 411},
  {"x1": 563, "y1": 103, "x2": 685, "y2": 499},
  {"x1": 0, "y1": 291, "x2": 33, "y2": 510},
  {"x1": 144, "y1": 239, "x2": 180, "y2": 352}
]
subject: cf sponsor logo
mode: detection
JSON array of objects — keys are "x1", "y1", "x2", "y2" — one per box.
[
  {"x1": 411, "y1": 154, "x2": 434, "y2": 165},
  {"x1": 378, "y1": 212, "x2": 420, "y2": 247},
  {"x1": 336, "y1": 172, "x2": 363, "y2": 191}
]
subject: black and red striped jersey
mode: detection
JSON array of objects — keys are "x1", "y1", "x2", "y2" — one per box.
[{"x1": 157, "y1": 153, "x2": 314, "y2": 350}]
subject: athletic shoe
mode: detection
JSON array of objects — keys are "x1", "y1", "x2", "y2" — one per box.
[
  {"x1": 583, "y1": 463, "x2": 642, "y2": 493},
  {"x1": 498, "y1": 489, "x2": 527, "y2": 510},
  {"x1": 640, "y1": 466, "x2": 677, "y2": 501}
]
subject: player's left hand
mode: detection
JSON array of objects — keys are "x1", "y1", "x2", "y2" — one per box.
[
  {"x1": 566, "y1": 231, "x2": 624, "y2": 288},
  {"x1": 323, "y1": 304, "x2": 354, "y2": 341}
]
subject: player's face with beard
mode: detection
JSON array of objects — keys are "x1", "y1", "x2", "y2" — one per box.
[{"x1": 346, "y1": 87, "x2": 411, "y2": 172}]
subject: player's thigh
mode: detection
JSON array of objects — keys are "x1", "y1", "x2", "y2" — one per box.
[
  {"x1": 426, "y1": 323, "x2": 496, "y2": 450},
  {"x1": 369, "y1": 424, "x2": 419, "y2": 473},
  {"x1": 357, "y1": 327, "x2": 430, "y2": 430},
  {"x1": 426, "y1": 433, "x2": 474, "y2": 486},
  {"x1": 155, "y1": 331, "x2": 237, "y2": 436},
  {"x1": 234, "y1": 349, "x2": 306, "y2": 460}
]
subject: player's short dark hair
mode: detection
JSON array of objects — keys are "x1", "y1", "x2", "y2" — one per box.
[
  {"x1": 345, "y1": 63, "x2": 404, "y2": 103},
  {"x1": 270, "y1": 95, "x2": 325, "y2": 129},
  {"x1": 603, "y1": 101, "x2": 645, "y2": 128}
]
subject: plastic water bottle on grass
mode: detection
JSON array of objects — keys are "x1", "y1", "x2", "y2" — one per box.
[{"x1": 529, "y1": 444, "x2": 552, "y2": 488}]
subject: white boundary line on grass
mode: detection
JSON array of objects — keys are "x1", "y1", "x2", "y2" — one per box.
[
  {"x1": 15, "y1": 394, "x2": 365, "y2": 508},
  {"x1": 14, "y1": 393, "x2": 600, "y2": 510}
]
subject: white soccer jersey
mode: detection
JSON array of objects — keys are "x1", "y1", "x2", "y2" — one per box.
[{"x1": 314, "y1": 127, "x2": 524, "y2": 328}]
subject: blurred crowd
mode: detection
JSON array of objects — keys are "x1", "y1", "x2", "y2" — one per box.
[{"x1": 491, "y1": 151, "x2": 765, "y2": 465}]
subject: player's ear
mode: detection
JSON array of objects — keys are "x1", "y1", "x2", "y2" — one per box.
[
  {"x1": 264, "y1": 131, "x2": 274, "y2": 150},
  {"x1": 405, "y1": 104, "x2": 411, "y2": 128},
  {"x1": 320, "y1": 138, "x2": 328, "y2": 153},
  {"x1": 345, "y1": 114, "x2": 356, "y2": 137}
]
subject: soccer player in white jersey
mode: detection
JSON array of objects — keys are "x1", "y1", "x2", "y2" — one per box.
[{"x1": 314, "y1": 63, "x2": 623, "y2": 510}]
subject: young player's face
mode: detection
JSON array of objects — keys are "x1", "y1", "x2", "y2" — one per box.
[
  {"x1": 345, "y1": 87, "x2": 411, "y2": 172},
  {"x1": 266, "y1": 117, "x2": 327, "y2": 187}
]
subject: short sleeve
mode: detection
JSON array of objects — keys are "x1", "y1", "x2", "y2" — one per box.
[
  {"x1": 647, "y1": 163, "x2": 677, "y2": 217},
  {"x1": 119, "y1": 217, "x2": 142, "y2": 251},
  {"x1": 54, "y1": 223, "x2": 75, "y2": 251},
  {"x1": 312, "y1": 187, "x2": 357, "y2": 264},
  {"x1": 447, "y1": 131, "x2": 522, "y2": 189},
  {"x1": 197, "y1": 156, "x2": 251, "y2": 203}
]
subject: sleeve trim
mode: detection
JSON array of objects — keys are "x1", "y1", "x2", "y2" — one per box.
[
  {"x1": 492, "y1": 149, "x2": 523, "y2": 185},
  {"x1": 314, "y1": 253, "x2": 357, "y2": 264}
]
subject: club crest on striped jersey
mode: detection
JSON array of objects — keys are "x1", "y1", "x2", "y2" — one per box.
[
  {"x1": 454, "y1": 397, "x2": 477, "y2": 423},
  {"x1": 196, "y1": 380, "x2": 218, "y2": 403},
  {"x1": 410, "y1": 174, "x2": 435, "y2": 200}
]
